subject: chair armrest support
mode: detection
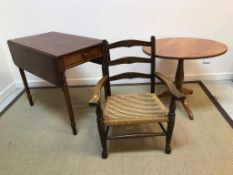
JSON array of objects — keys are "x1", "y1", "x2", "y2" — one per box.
[
  {"x1": 89, "y1": 75, "x2": 108, "y2": 106},
  {"x1": 154, "y1": 72, "x2": 185, "y2": 100}
]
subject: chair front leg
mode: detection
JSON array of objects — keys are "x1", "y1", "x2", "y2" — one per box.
[
  {"x1": 165, "y1": 96, "x2": 176, "y2": 154},
  {"x1": 96, "y1": 104, "x2": 108, "y2": 159}
]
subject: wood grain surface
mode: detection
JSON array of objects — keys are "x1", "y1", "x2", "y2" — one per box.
[{"x1": 143, "y1": 37, "x2": 227, "y2": 59}]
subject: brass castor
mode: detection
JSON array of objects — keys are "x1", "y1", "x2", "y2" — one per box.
[
  {"x1": 72, "y1": 129, "x2": 77, "y2": 135},
  {"x1": 102, "y1": 151, "x2": 108, "y2": 159},
  {"x1": 72, "y1": 124, "x2": 77, "y2": 135},
  {"x1": 165, "y1": 146, "x2": 171, "y2": 154}
]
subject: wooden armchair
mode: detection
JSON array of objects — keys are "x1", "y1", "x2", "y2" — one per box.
[{"x1": 89, "y1": 37, "x2": 185, "y2": 159}]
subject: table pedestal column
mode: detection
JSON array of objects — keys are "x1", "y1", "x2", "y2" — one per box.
[
  {"x1": 175, "y1": 60, "x2": 193, "y2": 120},
  {"x1": 158, "y1": 60, "x2": 194, "y2": 120}
]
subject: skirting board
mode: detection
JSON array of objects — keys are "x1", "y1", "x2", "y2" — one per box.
[
  {"x1": 0, "y1": 82, "x2": 17, "y2": 103},
  {"x1": 14, "y1": 72, "x2": 233, "y2": 88},
  {"x1": 0, "y1": 82, "x2": 23, "y2": 112},
  {"x1": 1, "y1": 81, "x2": 232, "y2": 129},
  {"x1": 1, "y1": 72, "x2": 233, "y2": 112}
]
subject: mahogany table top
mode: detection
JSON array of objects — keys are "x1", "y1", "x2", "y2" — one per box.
[
  {"x1": 8, "y1": 32, "x2": 102, "y2": 58},
  {"x1": 8, "y1": 32, "x2": 103, "y2": 86},
  {"x1": 143, "y1": 37, "x2": 228, "y2": 60}
]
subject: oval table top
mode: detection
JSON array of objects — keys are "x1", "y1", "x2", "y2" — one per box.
[{"x1": 143, "y1": 37, "x2": 228, "y2": 60}]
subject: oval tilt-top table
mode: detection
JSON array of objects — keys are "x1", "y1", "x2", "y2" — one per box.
[{"x1": 143, "y1": 37, "x2": 228, "y2": 120}]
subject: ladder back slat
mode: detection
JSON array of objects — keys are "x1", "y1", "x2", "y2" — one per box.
[
  {"x1": 109, "y1": 40, "x2": 151, "y2": 49},
  {"x1": 109, "y1": 72, "x2": 151, "y2": 81},
  {"x1": 109, "y1": 57, "x2": 151, "y2": 66}
]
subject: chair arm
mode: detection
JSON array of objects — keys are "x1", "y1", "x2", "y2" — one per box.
[
  {"x1": 154, "y1": 72, "x2": 185, "y2": 100},
  {"x1": 89, "y1": 75, "x2": 108, "y2": 106}
]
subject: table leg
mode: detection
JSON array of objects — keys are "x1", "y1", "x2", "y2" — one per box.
[
  {"x1": 159, "y1": 87, "x2": 193, "y2": 97},
  {"x1": 175, "y1": 60, "x2": 194, "y2": 120},
  {"x1": 182, "y1": 88, "x2": 193, "y2": 95},
  {"x1": 60, "y1": 72, "x2": 77, "y2": 135},
  {"x1": 158, "y1": 91, "x2": 171, "y2": 98},
  {"x1": 19, "y1": 68, "x2": 34, "y2": 106}
]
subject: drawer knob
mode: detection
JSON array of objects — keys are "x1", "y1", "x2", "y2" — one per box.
[{"x1": 82, "y1": 53, "x2": 88, "y2": 58}]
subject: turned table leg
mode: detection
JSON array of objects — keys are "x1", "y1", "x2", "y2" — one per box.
[
  {"x1": 19, "y1": 68, "x2": 34, "y2": 106},
  {"x1": 60, "y1": 72, "x2": 77, "y2": 135},
  {"x1": 175, "y1": 60, "x2": 194, "y2": 120}
]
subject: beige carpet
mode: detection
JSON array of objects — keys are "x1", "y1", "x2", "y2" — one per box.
[{"x1": 0, "y1": 84, "x2": 232, "y2": 175}]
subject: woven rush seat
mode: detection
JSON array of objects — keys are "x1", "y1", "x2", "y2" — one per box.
[{"x1": 103, "y1": 93, "x2": 169, "y2": 125}]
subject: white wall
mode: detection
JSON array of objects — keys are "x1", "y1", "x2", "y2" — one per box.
[
  {"x1": 0, "y1": 0, "x2": 233, "y2": 88},
  {"x1": 0, "y1": 47, "x2": 13, "y2": 91},
  {"x1": 0, "y1": 44, "x2": 16, "y2": 106}
]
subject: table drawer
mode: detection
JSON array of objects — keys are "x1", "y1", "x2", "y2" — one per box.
[{"x1": 59, "y1": 45, "x2": 103, "y2": 70}]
